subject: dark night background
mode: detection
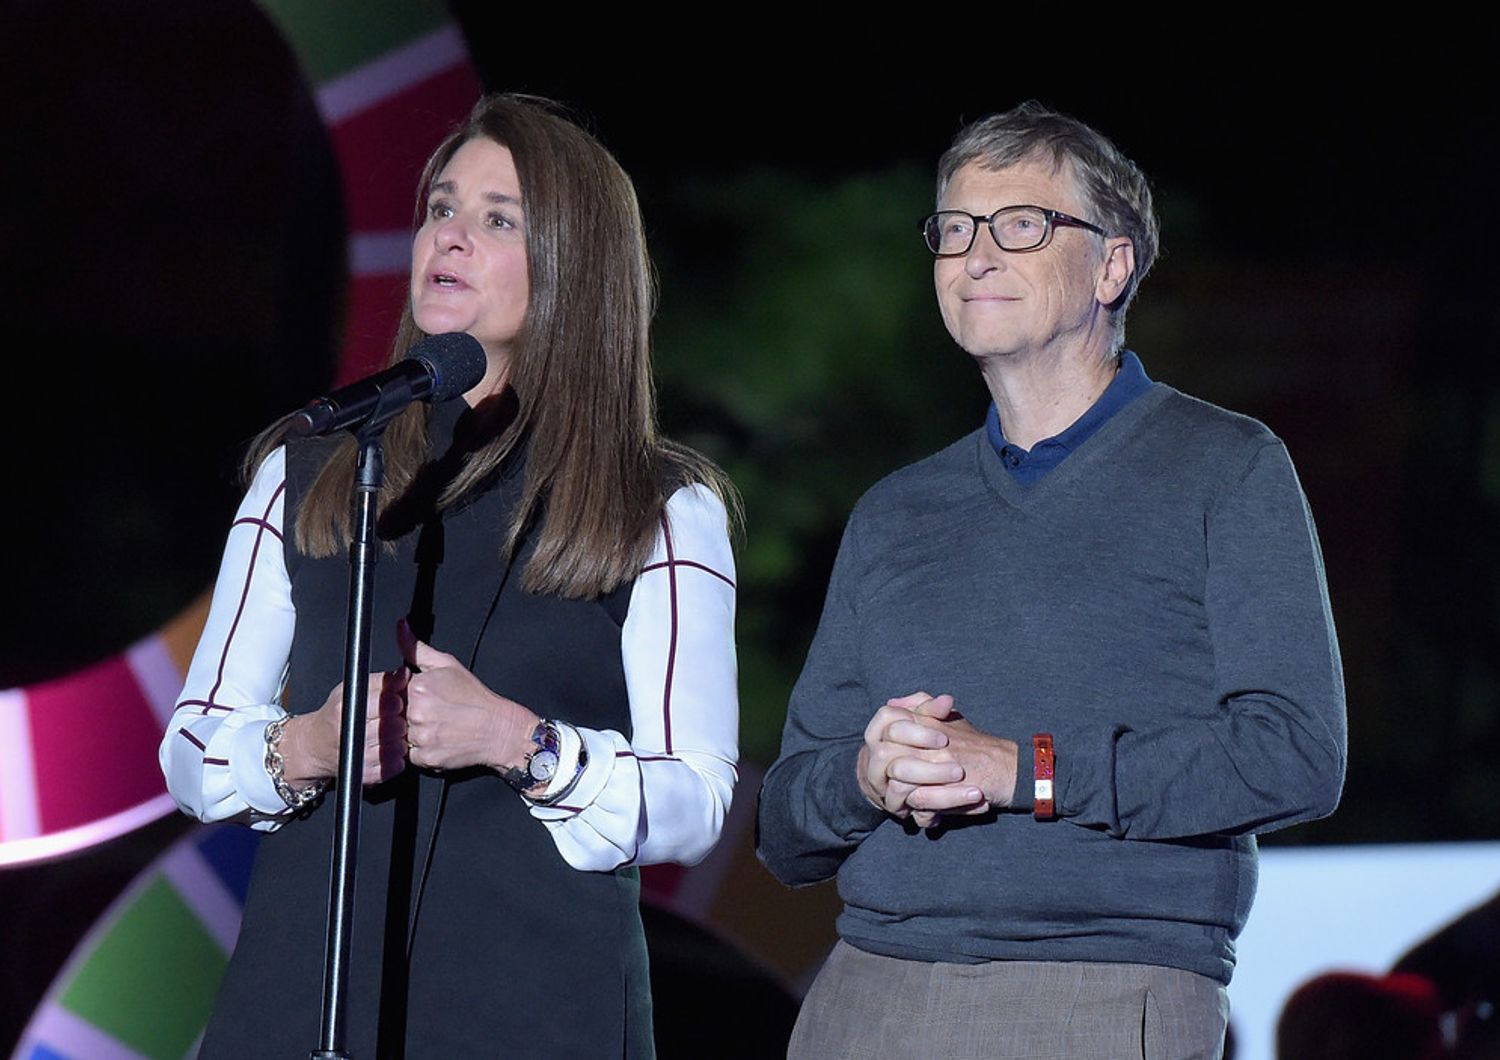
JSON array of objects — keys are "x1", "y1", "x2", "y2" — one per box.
[{"x1": 2, "y1": 2, "x2": 1498, "y2": 1053}]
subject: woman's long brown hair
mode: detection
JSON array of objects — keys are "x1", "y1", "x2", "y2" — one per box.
[{"x1": 245, "y1": 94, "x2": 735, "y2": 599}]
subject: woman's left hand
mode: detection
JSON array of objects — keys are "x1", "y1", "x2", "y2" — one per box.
[{"x1": 399, "y1": 620, "x2": 540, "y2": 774}]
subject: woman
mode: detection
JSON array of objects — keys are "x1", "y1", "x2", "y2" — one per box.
[{"x1": 160, "y1": 94, "x2": 739, "y2": 1057}]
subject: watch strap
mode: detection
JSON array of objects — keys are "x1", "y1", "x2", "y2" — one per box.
[{"x1": 1032, "y1": 733, "x2": 1056, "y2": 820}]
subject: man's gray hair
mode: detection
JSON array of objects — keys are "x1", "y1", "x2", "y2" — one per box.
[{"x1": 938, "y1": 101, "x2": 1160, "y2": 339}]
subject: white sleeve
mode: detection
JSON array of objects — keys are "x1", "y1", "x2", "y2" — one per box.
[
  {"x1": 158, "y1": 448, "x2": 297, "y2": 830},
  {"x1": 527, "y1": 484, "x2": 739, "y2": 870}
]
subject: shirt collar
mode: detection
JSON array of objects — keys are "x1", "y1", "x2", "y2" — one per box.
[{"x1": 985, "y1": 350, "x2": 1153, "y2": 480}]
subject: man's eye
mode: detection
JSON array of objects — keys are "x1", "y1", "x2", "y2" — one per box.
[{"x1": 998, "y1": 215, "x2": 1040, "y2": 240}]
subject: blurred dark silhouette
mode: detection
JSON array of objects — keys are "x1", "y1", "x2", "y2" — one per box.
[
  {"x1": 1395, "y1": 889, "x2": 1500, "y2": 1059},
  {"x1": 1276, "y1": 971, "x2": 1448, "y2": 1060}
]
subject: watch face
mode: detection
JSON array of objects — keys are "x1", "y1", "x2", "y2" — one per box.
[{"x1": 529, "y1": 749, "x2": 559, "y2": 784}]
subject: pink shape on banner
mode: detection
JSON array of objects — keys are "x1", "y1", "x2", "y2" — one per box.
[
  {"x1": 339, "y1": 273, "x2": 413, "y2": 384},
  {"x1": 27, "y1": 657, "x2": 166, "y2": 833},
  {"x1": 331, "y1": 65, "x2": 484, "y2": 232}
]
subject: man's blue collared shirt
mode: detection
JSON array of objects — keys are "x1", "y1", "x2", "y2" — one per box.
[{"x1": 985, "y1": 350, "x2": 1153, "y2": 485}]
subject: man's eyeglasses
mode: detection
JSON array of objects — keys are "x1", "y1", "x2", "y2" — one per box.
[{"x1": 920, "y1": 206, "x2": 1106, "y2": 257}]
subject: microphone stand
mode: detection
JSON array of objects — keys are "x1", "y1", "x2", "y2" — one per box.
[{"x1": 310, "y1": 406, "x2": 401, "y2": 1059}]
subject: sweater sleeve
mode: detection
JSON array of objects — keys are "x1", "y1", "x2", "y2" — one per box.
[
  {"x1": 755, "y1": 515, "x2": 888, "y2": 887},
  {"x1": 1057, "y1": 439, "x2": 1347, "y2": 839},
  {"x1": 158, "y1": 448, "x2": 297, "y2": 830},
  {"x1": 525, "y1": 484, "x2": 740, "y2": 870}
]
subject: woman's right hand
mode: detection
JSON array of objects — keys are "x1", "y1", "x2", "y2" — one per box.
[{"x1": 278, "y1": 669, "x2": 410, "y2": 789}]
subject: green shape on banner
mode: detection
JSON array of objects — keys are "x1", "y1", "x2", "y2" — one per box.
[
  {"x1": 58, "y1": 879, "x2": 227, "y2": 1059},
  {"x1": 257, "y1": 0, "x2": 448, "y2": 84}
]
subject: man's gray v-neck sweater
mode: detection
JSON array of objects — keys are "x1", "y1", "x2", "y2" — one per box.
[{"x1": 758, "y1": 380, "x2": 1346, "y2": 984}]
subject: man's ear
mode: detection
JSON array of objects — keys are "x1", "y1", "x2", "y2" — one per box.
[{"x1": 1096, "y1": 237, "x2": 1135, "y2": 307}]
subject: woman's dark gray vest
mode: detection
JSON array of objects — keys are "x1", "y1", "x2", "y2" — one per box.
[{"x1": 200, "y1": 405, "x2": 653, "y2": 1058}]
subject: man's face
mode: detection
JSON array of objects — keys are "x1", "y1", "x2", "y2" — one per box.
[{"x1": 934, "y1": 157, "x2": 1117, "y2": 362}]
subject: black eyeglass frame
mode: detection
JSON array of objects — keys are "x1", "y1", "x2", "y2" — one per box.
[{"x1": 919, "y1": 205, "x2": 1107, "y2": 258}]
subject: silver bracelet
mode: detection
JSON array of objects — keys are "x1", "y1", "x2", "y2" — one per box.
[{"x1": 264, "y1": 715, "x2": 327, "y2": 811}]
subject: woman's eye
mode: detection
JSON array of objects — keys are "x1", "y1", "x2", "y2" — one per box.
[
  {"x1": 486, "y1": 212, "x2": 514, "y2": 230},
  {"x1": 427, "y1": 201, "x2": 453, "y2": 221}
]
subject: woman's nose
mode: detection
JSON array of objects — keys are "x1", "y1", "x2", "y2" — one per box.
[{"x1": 434, "y1": 215, "x2": 472, "y2": 253}]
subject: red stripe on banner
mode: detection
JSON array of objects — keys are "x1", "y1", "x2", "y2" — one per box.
[
  {"x1": 27, "y1": 657, "x2": 167, "y2": 833},
  {"x1": 328, "y1": 64, "x2": 484, "y2": 233},
  {"x1": 338, "y1": 273, "x2": 411, "y2": 384}
]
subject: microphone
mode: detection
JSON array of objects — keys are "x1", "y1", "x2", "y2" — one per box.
[{"x1": 288, "y1": 332, "x2": 488, "y2": 437}]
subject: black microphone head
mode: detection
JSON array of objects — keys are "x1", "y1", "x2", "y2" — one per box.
[{"x1": 406, "y1": 332, "x2": 488, "y2": 402}]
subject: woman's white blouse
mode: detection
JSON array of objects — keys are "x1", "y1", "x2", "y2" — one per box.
[{"x1": 158, "y1": 447, "x2": 739, "y2": 871}]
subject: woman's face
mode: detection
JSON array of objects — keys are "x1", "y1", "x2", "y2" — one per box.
[{"x1": 410, "y1": 137, "x2": 530, "y2": 375}]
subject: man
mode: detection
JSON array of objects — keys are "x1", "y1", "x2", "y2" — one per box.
[{"x1": 756, "y1": 101, "x2": 1346, "y2": 1060}]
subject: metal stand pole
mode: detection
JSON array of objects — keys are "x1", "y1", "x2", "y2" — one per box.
[{"x1": 311, "y1": 431, "x2": 384, "y2": 1059}]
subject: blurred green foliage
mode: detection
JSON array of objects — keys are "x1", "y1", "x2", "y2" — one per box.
[{"x1": 650, "y1": 166, "x2": 984, "y2": 764}]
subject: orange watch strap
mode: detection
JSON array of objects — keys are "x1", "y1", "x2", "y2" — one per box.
[{"x1": 1033, "y1": 733, "x2": 1055, "y2": 820}]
